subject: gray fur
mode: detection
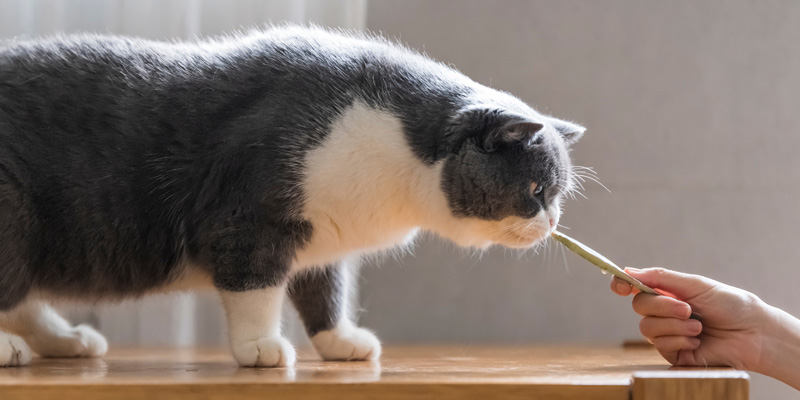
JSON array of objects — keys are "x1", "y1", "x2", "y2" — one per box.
[
  {"x1": 0, "y1": 26, "x2": 583, "y2": 334},
  {"x1": 289, "y1": 264, "x2": 346, "y2": 336}
]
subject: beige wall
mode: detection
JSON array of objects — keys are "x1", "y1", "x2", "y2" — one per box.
[{"x1": 363, "y1": 1, "x2": 800, "y2": 398}]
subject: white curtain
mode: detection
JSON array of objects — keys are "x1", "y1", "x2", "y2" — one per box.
[
  {"x1": 0, "y1": 0, "x2": 367, "y2": 347},
  {"x1": 1, "y1": 0, "x2": 366, "y2": 40}
]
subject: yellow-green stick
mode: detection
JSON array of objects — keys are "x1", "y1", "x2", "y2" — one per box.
[{"x1": 551, "y1": 231, "x2": 658, "y2": 295}]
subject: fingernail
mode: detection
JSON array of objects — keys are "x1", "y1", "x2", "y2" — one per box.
[
  {"x1": 615, "y1": 281, "x2": 628, "y2": 292},
  {"x1": 688, "y1": 320, "x2": 702, "y2": 334},
  {"x1": 690, "y1": 337, "x2": 701, "y2": 347},
  {"x1": 674, "y1": 304, "x2": 691, "y2": 318},
  {"x1": 626, "y1": 268, "x2": 642, "y2": 274}
]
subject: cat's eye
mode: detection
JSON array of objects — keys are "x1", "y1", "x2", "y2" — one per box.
[{"x1": 531, "y1": 182, "x2": 544, "y2": 195}]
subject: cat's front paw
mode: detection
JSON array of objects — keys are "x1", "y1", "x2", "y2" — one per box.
[
  {"x1": 311, "y1": 325, "x2": 381, "y2": 361},
  {"x1": 26, "y1": 324, "x2": 108, "y2": 358},
  {"x1": 231, "y1": 336, "x2": 296, "y2": 367},
  {"x1": 0, "y1": 333, "x2": 32, "y2": 367}
]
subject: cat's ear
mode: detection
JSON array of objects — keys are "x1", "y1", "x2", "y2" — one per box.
[
  {"x1": 447, "y1": 107, "x2": 544, "y2": 153},
  {"x1": 549, "y1": 117, "x2": 585, "y2": 144},
  {"x1": 483, "y1": 115, "x2": 544, "y2": 152}
]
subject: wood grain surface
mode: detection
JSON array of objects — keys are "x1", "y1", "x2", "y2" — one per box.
[{"x1": 0, "y1": 346, "x2": 748, "y2": 400}]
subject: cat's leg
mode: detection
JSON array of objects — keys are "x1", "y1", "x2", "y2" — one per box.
[
  {"x1": 207, "y1": 210, "x2": 311, "y2": 367},
  {"x1": 219, "y1": 285, "x2": 295, "y2": 367},
  {"x1": 0, "y1": 182, "x2": 33, "y2": 311},
  {"x1": 210, "y1": 218, "x2": 295, "y2": 367},
  {"x1": 0, "y1": 330, "x2": 32, "y2": 367},
  {"x1": 0, "y1": 178, "x2": 36, "y2": 367},
  {"x1": 0, "y1": 301, "x2": 107, "y2": 358},
  {"x1": 289, "y1": 263, "x2": 381, "y2": 361}
]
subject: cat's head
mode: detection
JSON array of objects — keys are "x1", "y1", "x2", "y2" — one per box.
[{"x1": 436, "y1": 101, "x2": 584, "y2": 249}]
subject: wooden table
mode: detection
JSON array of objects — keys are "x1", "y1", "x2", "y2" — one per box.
[{"x1": 0, "y1": 346, "x2": 748, "y2": 400}]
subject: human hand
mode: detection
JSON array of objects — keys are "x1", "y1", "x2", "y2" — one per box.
[{"x1": 610, "y1": 268, "x2": 771, "y2": 371}]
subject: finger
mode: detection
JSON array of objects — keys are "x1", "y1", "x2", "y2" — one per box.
[
  {"x1": 610, "y1": 276, "x2": 632, "y2": 296},
  {"x1": 652, "y1": 336, "x2": 701, "y2": 365},
  {"x1": 673, "y1": 348, "x2": 702, "y2": 366},
  {"x1": 632, "y1": 293, "x2": 693, "y2": 319},
  {"x1": 639, "y1": 316, "x2": 702, "y2": 340},
  {"x1": 625, "y1": 267, "x2": 716, "y2": 300}
]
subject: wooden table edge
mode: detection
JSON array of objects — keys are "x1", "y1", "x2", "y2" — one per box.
[
  {"x1": 631, "y1": 370, "x2": 750, "y2": 400},
  {"x1": 1, "y1": 382, "x2": 633, "y2": 400}
]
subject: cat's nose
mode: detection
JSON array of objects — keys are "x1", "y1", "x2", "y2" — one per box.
[{"x1": 549, "y1": 218, "x2": 556, "y2": 228}]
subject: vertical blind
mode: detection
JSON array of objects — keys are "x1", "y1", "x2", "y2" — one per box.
[{"x1": 1, "y1": 0, "x2": 366, "y2": 40}]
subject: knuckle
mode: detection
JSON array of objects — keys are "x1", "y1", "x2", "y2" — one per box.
[
  {"x1": 638, "y1": 317, "x2": 655, "y2": 336},
  {"x1": 653, "y1": 337, "x2": 676, "y2": 351},
  {"x1": 632, "y1": 293, "x2": 655, "y2": 314},
  {"x1": 741, "y1": 290, "x2": 763, "y2": 308},
  {"x1": 654, "y1": 342, "x2": 671, "y2": 354},
  {"x1": 632, "y1": 293, "x2": 645, "y2": 307}
]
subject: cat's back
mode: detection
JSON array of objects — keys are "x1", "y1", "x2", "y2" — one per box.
[
  {"x1": 0, "y1": 34, "x2": 212, "y2": 125},
  {"x1": 0, "y1": 34, "x2": 207, "y2": 82},
  {"x1": 0, "y1": 26, "x2": 432, "y2": 88},
  {"x1": 0, "y1": 27, "x2": 473, "y2": 124}
]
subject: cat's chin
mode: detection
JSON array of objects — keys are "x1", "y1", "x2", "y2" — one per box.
[
  {"x1": 494, "y1": 232, "x2": 548, "y2": 249},
  {"x1": 500, "y1": 239, "x2": 544, "y2": 249},
  {"x1": 447, "y1": 232, "x2": 547, "y2": 250}
]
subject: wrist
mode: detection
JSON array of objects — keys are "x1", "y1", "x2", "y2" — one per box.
[{"x1": 756, "y1": 304, "x2": 800, "y2": 389}]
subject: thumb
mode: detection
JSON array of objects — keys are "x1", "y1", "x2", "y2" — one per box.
[{"x1": 626, "y1": 268, "x2": 716, "y2": 301}]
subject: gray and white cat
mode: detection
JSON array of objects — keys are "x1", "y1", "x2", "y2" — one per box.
[{"x1": 0, "y1": 26, "x2": 584, "y2": 367}]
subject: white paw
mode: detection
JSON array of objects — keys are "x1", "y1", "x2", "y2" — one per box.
[
  {"x1": 311, "y1": 325, "x2": 381, "y2": 361},
  {"x1": 231, "y1": 336, "x2": 296, "y2": 367},
  {"x1": 27, "y1": 324, "x2": 108, "y2": 358},
  {"x1": 0, "y1": 334, "x2": 32, "y2": 367}
]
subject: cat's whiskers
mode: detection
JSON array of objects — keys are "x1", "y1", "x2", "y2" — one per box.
[
  {"x1": 558, "y1": 175, "x2": 586, "y2": 201},
  {"x1": 571, "y1": 165, "x2": 609, "y2": 193},
  {"x1": 492, "y1": 219, "x2": 549, "y2": 243},
  {"x1": 580, "y1": 175, "x2": 611, "y2": 193},
  {"x1": 571, "y1": 173, "x2": 589, "y2": 186},
  {"x1": 488, "y1": 220, "x2": 530, "y2": 236},
  {"x1": 572, "y1": 165, "x2": 599, "y2": 175},
  {"x1": 537, "y1": 232, "x2": 549, "y2": 263},
  {"x1": 563, "y1": 181, "x2": 586, "y2": 200},
  {"x1": 558, "y1": 236, "x2": 570, "y2": 274},
  {"x1": 518, "y1": 238, "x2": 543, "y2": 261},
  {"x1": 561, "y1": 164, "x2": 609, "y2": 200},
  {"x1": 572, "y1": 166, "x2": 598, "y2": 177},
  {"x1": 522, "y1": 220, "x2": 538, "y2": 232},
  {"x1": 495, "y1": 225, "x2": 526, "y2": 240},
  {"x1": 496, "y1": 223, "x2": 541, "y2": 246}
]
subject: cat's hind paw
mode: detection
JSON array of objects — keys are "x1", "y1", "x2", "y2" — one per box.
[
  {"x1": 231, "y1": 336, "x2": 296, "y2": 367},
  {"x1": 27, "y1": 324, "x2": 108, "y2": 358},
  {"x1": 0, "y1": 333, "x2": 32, "y2": 367},
  {"x1": 311, "y1": 325, "x2": 381, "y2": 361}
]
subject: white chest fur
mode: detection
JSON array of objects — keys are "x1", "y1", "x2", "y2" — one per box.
[{"x1": 293, "y1": 102, "x2": 444, "y2": 270}]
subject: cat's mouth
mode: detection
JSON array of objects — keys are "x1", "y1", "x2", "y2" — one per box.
[{"x1": 485, "y1": 213, "x2": 556, "y2": 249}]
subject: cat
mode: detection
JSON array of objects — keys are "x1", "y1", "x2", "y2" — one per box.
[{"x1": 0, "y1": 26, "x2": 584, "y2": 368}]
